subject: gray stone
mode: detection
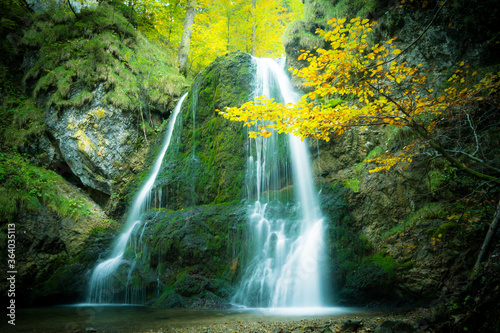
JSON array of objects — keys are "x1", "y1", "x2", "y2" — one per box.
[{"x1": 45, "y1": 84, "x2": 141, "y2": 194}]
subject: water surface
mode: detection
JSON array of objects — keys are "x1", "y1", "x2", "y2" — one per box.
[{"x1": 4, "y1": 305, "x2": 368, "y2": 333}]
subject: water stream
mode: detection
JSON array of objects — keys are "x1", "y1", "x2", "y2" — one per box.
[
  {"x1": 233, "y1": 58, "x2": 327, "y2": 308},
  {"x1": 88, "y1": 93, "x2": 188, "y2": 304}
]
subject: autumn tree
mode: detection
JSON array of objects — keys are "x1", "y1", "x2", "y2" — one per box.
[
  {"x1": 219, "y1": 16, "x2": 500, "y2": 185},
  {"x1": 187, "y1": 0, "x2": 302, "y2": 74}
]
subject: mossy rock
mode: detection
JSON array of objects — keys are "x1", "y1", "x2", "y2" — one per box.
[{"x1": 151, "y1": 51, "x2": 253, "y2": 209}]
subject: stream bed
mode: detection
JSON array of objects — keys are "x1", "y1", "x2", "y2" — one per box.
[{"x1": 1, "y1": 305, "x2": 416, "y2": 333}]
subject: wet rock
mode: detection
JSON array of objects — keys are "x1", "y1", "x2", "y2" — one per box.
[
  {"x1": 154, "y1": 51, "x2": 252, "y2": 209},
  {"x1": 374, "y1": 320, "x2": 414, "y2": 333},
  {"x1": 340, "y1": 319, "x2": 363, "y2": 332}
]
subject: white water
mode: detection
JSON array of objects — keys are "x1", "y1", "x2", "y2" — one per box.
[
  {"x1": 233, "y1": 58, "x2": 327, "y2": 308},
  {"x1": 88, "y1": 93, "x2": 188, "y2": 303}
]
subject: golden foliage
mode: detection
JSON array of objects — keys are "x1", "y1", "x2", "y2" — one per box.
[{"x1": 219, "y1": 17, "x2": 500, "y2": 174}]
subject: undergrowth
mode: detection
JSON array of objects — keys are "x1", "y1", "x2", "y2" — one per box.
[{"x1": 0, "y1": 152, "x2": 93, "y2": 222}]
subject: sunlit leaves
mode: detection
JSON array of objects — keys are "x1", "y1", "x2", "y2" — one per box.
[
  {"x1": 219, "y1": 16, "x2": 500, "y2": 174},
  {"x1": 188, "y1": 0, "x2": 303, "y2": 72}
]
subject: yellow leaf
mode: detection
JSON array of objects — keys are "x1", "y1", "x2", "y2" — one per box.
[
  {"x1": 460, "y1": 61, "x2": 465, "y2": 66},
  {"x1": 392, "y1": 49, "x2": 402, "y2": 55}
]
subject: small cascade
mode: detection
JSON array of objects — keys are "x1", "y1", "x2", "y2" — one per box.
[
  {"x1": 88, "y1": 93, "x2": 188, "y2": 304},
  {"x1": 233, "y1": 57, "x2": 327, "y2": 308}
]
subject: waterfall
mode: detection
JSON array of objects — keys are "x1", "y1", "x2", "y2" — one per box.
[
  {"x1": 88, "y1": 93, "x2": 188, "y2": 304},
  {"x1": 233, "y1": 57, "x2": 327, "y2": 308}
]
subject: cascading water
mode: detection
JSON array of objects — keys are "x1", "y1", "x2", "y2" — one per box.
[
  {"x1": 88, "y1": 93, "x2": 188, "y2": 304},
  {"x1": 233, "y1": 57, "x2": 327, "y2": 308}
]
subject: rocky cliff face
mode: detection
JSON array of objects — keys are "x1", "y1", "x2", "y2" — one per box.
[{"x1": 20, "y1": 2, "x2": 185, "y2": 201}]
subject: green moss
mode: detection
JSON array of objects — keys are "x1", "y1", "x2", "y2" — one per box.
[
  {"x1": 428, "y1": 170, "x2": 446, "y2": 193},
  {"x1": 366, "y1": 146, "x2": 383, "y2": 160},
  {"x1": 0, "y1": 153, "x2": 92, "y2": 221},
  {"x1": 343, "y1": 177, "x2": 360, "y2": 192},
  {"x1": 301, "y1": 0, "x2": 377, "y2": 25},
  {"x1": 355, "y1": 162, "x2": 364, "y2": 175},
  {"x1": 1, "y1": 97, "x2": 45, "y2": 148},
  {"x1": 367, "y1": 252, "x2": 399, "y2": 278},
  {"x1": 341, "y1": 251, "x2": 399, "y2": 302},
  {"x1": 22, "y1": 2, "x2": 185, "y2": 115},
  {"x1": 282, "y1": 20, "x2": 326, "y2": 51}
]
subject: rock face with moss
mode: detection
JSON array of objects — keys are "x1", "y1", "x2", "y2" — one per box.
[
  {"x1": 121, "y1": 204, "x2": 248, "y2": 308},
  {"x1": 45, "y1": 85, "x2": 139, "y2": 194},
  {"x1": 0, "y1": 153, "x2": 117, "y2": 306},
  {"x1": 151, "y1": 51, "x2": 253, "y2": 209},
  {"x1": 0, "y1": 2, "x2": 185, "y2": 307}
]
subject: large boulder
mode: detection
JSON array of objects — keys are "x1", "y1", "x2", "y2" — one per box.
[{"x1": 45, "y1": 84, "x2": 141, "y2": 195}]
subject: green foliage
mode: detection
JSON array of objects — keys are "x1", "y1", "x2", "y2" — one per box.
[
  {"x1": 0, "y1": 0, "x2": 28, "y2": 57},
  {"x1": 0, "y1": 96, "x2": 45, "y2": 148},
  {"x1": 22, "y1": 2, "x2": 185, "y2": 113},
  {"x1": 342, "y1": 177, "x2": 360, "y2": 192},
  {"x1": 428, "y1": 170, "x2": 446, "y2": 193},
  {"x1": 0, "y1": 153, "x2": 92, "y2": 222},
  {"x1": 303, "y1": 0, "x2": 377, "y2": 24},
  {"x1": 355, "y1": 162, "x2": 364, "y2": 175}
]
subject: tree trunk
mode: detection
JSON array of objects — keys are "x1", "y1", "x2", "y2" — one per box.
[
  {"x1": 251, "y1": 0, "x2": 256, "y2": 56},
  {"x1": 474, "y1": 200, "x2": 500, "y2": 271},
  {"x1": 178, "y1": 0, "x2": 197, "y2": 76}
]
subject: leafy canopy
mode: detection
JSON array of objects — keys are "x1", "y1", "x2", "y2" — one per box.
[{"x1": 219, "y1": 16, "x2": 500, "y2": 180}]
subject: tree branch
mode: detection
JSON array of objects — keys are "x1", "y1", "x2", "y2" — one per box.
[
  {"x1": 474, "y1": 200, "x2": 500, "y2": 270},
  {"x1": 66, "y1": 0, "x2": 80, "y2": 19}
]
